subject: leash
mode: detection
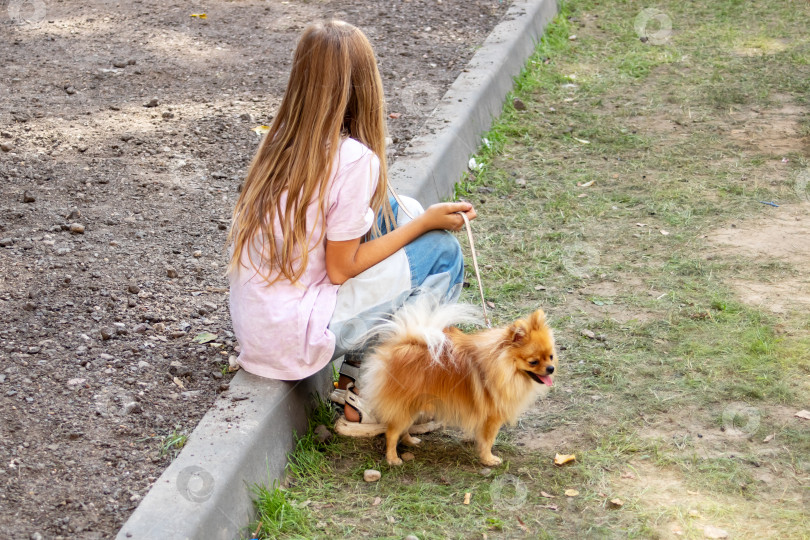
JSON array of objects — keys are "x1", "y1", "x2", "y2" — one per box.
[
  {"x1": 458, "y1": 210, "x2": 491, "y2": 328},
  {"x1": 388, "y1": 187, "x2": 491, "y2": 328}
]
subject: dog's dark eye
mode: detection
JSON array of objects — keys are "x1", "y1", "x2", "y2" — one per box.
[
  {"x1": 549, "y1": 355, "x2": 554, "y2": 361},
  {"x1": 528, "y1": 359, "x2": 539, "y2": 366}
]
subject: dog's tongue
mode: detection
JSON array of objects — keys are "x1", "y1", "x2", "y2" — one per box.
[{"x1": 538, "y1": 375, "x2": 553, "y2": 387}]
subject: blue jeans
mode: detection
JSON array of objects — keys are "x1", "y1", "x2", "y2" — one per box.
[{"x1": 328, "y1": 196, "x2": 464, "y2": 359}]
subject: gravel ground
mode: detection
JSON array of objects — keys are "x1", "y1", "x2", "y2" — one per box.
[{"x1": 0, "y1": 0, "x2": 512, "y2": 538}]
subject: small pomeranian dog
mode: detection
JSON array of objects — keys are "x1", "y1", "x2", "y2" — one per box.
[{"x1": 359, "y1": 296, "x2": 557, "y2": 466}]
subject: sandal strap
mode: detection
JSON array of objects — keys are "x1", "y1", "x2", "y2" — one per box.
[
  {"x1": 344, "y1": 383, "x2": 378, "y2": 424},
  {"x1": 338, "y1": 360, "x2": 362, "y2": 381}
]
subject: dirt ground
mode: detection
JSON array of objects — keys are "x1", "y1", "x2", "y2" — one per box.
[
  {"x1": 708, "y1": 203, "x2": 810, "y2": 314},
  {"x1": 0, "y1": 1, "x2": 512, "y2": 538}
]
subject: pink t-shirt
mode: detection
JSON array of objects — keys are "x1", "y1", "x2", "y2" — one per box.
[{"x1": 228, "y1": 138, "x2": 380, "y2": 380}]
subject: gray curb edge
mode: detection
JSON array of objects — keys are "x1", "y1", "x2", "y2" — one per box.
[
  {"x1": 392, "y1": 0, "x2": 558, "y2": 204},
  {"x1": 116, "y1": 1, "x2": 557, "y2": 538}
]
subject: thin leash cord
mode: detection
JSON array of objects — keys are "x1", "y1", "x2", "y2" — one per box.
[
  {"x1": 388, "y1": 186, "x2": 491, "y2": 328},
  {"x1": 458, "y1": 211, "x2": 491, "y2": 328}
]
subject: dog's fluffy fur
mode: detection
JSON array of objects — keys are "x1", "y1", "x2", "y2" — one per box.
[{"x1": 359, "y1": 297, "x2": 557, "y2": 465}]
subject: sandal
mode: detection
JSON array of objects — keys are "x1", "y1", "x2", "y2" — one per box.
[
  {"x1": 334, "y1": 383, "x2": 443, "y2": 438},
  {"x1": 328, "y1": 358, "x2": 362, "y2": 405}
]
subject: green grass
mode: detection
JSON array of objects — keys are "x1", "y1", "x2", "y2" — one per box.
[
  {"x1": 254, "y1": 0, "x2": 810, "y2": 537},
  {"x1": 252, "y1": 481, "x2": 311, "y2": 539},
  {"x1": 159, "y1": 429, "x2": 188, "y2": 460}
]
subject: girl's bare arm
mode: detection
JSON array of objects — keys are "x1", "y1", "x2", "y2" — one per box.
[{"x1": 325, "y1": 201, "x2": 476, "y2": 285}]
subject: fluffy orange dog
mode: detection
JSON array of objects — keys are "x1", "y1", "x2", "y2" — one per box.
[{"x1": 359, "y1": 297, "x2": 557, "y2": 466}]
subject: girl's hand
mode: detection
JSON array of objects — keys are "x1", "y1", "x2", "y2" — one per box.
[
  {"x1": 326, "y1": 201, "x2": 477, "y2": 284},
  {"x1": 420, "y1": 201, "x2": 477, "y2": 232}
]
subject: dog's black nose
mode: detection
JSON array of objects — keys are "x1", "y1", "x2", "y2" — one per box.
[{"x1": 546, "y1": 365, "x2": 554, "y2": 374}]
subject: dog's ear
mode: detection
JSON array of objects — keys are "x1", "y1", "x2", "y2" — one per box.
[
  {"x1": 508, "y1": 319, "x2": 529, "y2": 345},
  {"x1": 529, "y1": 309, "x2": 547, "y2": 329}
]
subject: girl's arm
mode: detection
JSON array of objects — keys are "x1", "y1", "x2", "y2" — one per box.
[{"x1": 325, "y1": 201, "x2": 476, "y2": 285}]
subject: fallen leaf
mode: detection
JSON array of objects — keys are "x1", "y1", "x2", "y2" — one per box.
[
  {"x1": 573, "y1": 137, "x2": 590, "y2": 144},
  {"x1": 463, "y1": 492, "x2": 471, "y2": 505},
  {"x1": 190, "y1": 13, "x2": 207, "y2": 19},
  {"x1": 703, "y1": 525, "x2": 729, "y2": 539},
  {"x1": 192, "y1": 332, "x2": 217, "y2": 344},
  {"x1": 620, "y1": 471, "x2": 635, "y2": 479},
  {"x1": 608, "y1": 498, "x2": 624, "y2": 508},
  {"x1": 795, "y1": 410, "x2": 810, "y2": 420},
  {"x1": 540, "y1": 504, "x2": 559, "y2": 511},
  {"x1": 540, "y1": 491, "x2": 556, "y2": 498},
  {"x1": 762, "y1": 433, "x2": 775, "y2": 443},
  {"x1": 635, "y1": 223, "x2": 647, "y2": 227},
  {"x1": 579, "y1": 180, "x2": 595, "y2": 188},
  {"x1": 388, "y1": 112, "x2": 402, "y2": 119},
  {"x1": 577, "y1": 193, "x2": 588, "y2": 198},
  {"x1": 670, "y1": 523, "x2": 684, "y2": 536},
  {"x1": 251, "y1": 125, "x2": 270, "y2": 134},
  {"x1": 534, "y1": 285, "x2": 547, "y2": 291},
  {"x1": 516, "y1": 515, "x2": 529, "y2": 532},
  {"x1": 372, "y1": 496, "x2": 381, "y2": 506},
  {"x1": 687, "y1": 490, "x2": 699, "y2": 496},
  {"x1": 486, "y1": 301, "x2": 495, "y2": 308},
  {"x1": 564, "y1": 489, "x2": 579, "y2": 497},
  {"x1": 554, "y1": 453, "x2": 576, "y2": 466},
  {"x1": 172, "y1": 376, "x2": 185, "y2": 389},
  {"x1": 660, "y1": 229, "x2": 670, "y2": 236}
]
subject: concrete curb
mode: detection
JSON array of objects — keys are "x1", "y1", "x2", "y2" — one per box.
[
  {"x1": 116, "y1": 369, "x2": 331, "y2": 540},
  {"x1": 392, "y1": 0, "x2": 558, "y2": 204},
  {"x1": 116, "y1": 1, "x2": 557, "y2": 538}
]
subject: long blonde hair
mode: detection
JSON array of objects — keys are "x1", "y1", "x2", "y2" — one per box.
[{"x1": 228, "y1": 20, "x2": 391, "y2": 284}]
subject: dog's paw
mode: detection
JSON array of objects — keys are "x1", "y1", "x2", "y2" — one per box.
[
  {"x1": 402, "y1": 434, "x2": 421, "y2": 447},
  {"x1": 387, "y1": 456, "x2": 403, "y2": 466},
  {"x1": 480, "y1": 454, "x2": 502, "y2": 466}
]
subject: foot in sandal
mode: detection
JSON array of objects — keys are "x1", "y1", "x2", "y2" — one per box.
[
  {"x1": 334, "y1": 383, "x2": 442, "y2": 438},
  {"x1": 328, "y1": 355, "x2": 362, "y2": 406}
]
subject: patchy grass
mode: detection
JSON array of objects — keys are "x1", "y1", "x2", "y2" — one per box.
[
  {"x1": 158, "y1": 429, "x2": 188, "y2": 460},
  {"x1": 254, "y1": 0, "x2": 810, "y2": 538}
]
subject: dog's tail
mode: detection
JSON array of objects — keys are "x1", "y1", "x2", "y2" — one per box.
[{"x1": 367, "y1": 294, "x2": 482, "y2": 362}]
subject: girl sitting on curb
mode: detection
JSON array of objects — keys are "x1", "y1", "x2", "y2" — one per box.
[{"x1": 227, "y1": 20, "x2": 476, "y2": 435}]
